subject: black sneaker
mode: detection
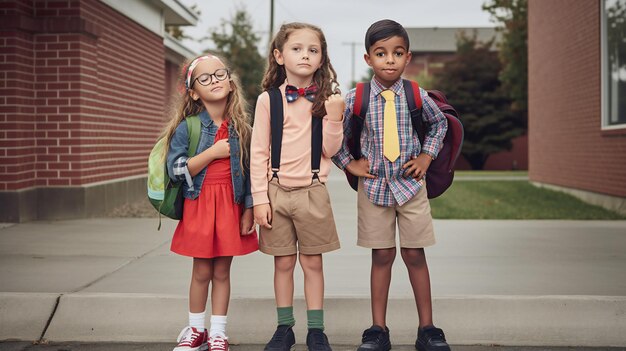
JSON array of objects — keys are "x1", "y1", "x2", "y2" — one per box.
[
  {"x1": 264, "y1": 325, "x2": 295, "y2": 351},
  {"x1": 356, "y1": 325, "x2": 391, "y2": 351},
  {"x1": 306, "y1": 328, "x2": 332, "y2": 351},
  {"x1": 415, "y1": 326, "x2": 450, "y2": 351}
]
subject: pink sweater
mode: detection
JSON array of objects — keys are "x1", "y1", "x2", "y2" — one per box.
[{"x1": 250, "y1": 83, "x2": 343, "y2": 205}]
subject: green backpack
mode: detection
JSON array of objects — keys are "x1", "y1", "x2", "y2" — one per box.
[{"x1": 147, "y1": 115, "x2": 201, "y2": 229}]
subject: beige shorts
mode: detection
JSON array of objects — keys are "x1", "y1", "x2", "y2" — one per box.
[
  {"x1": 357, "y1": 179, "x2": 435, "y2": 249},
  {"x1": 259, "y1": 179, "x2": 340, "y2": 256}
]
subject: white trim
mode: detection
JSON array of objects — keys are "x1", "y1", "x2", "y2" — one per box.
[
  {"x1": 532, "y1": 181, "x2": 626, "y2": 216},
  {"x1": 601, "y1": 0, "x2": 608, "y2": 129},
  {"x1": 600, "y1": 0, "x2": 626, "y2": 131},
  {"x1": 100, "y1": 0, "x2": 197, "y2": 37},
  {"x1": 164, "y1": 33, "x2": 198, "y2": 62},
  {"x1": 156, "y1": 0, "x2": 198, "y2": 26}
]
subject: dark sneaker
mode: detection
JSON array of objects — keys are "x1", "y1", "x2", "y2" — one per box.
[
  {"x1": 264, "y1": 325, "x2": 295, "y2": 351},
  {"x1": 415, "y1": 326, "x2": 450, "y2": 351},
  {"x1": 356, "y1": 325, "x2": 391, "y2": 351},
  {"x1": 306, "y1": 328, "x2": 332, "y2": 351}
]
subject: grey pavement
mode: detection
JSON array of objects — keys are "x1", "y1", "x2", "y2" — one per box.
[
  {"x1": 0, "y1": 342, "x2": 624, "y2": 351},
  {"x1": 1, "y1": 172, "x2": 625, "y2": 347}
]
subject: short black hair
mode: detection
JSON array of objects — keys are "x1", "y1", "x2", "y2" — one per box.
[{"x1": 364, "y1": 19, "x2": 410, "y2": 53}]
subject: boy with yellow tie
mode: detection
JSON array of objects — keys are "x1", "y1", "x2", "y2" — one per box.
[{"x1": 332, "y1": 19, "x2": 450, "y2": 351}]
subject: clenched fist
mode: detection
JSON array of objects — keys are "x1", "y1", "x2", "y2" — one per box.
[
  {"x1": 324, "y1": 94, "x2": 345, "y2": 121},
  {"x1": 211, "y1": 139, "x2": 230, "y2": 159}
]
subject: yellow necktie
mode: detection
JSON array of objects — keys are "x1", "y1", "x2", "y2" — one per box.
[{"x1": 381, "y1": 90, "x2": 400, "y2": 162}]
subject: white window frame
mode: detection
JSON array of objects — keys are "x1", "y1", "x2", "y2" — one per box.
[{"x1": 601, "y1": 0, "x2": 626, "y2": 130}]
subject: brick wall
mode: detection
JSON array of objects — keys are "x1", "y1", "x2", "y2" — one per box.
[
  {"x1": 1, "y1": 0, "x2": 165, "y2": 190},
  {"x1": 528, "y1": 0, "x2": 626, "y2": 197},
  {"x1": 0, "y1": 0, "x2": 169, "y2": 220}
]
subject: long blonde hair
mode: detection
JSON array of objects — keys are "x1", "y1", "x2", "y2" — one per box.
[
  {"x1": 261, "y1": 22, "x2": 340, "y2": 117},
  {"x1": 161, "y1": 54, "x2": 252, "y2": 173}
]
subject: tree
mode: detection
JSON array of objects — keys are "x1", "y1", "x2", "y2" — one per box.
[
  {"x1": 351, "y1": 68, "x2": 374, "y2": 88},
  {"x1": 207, "y1": 8, "x2": 265, "y2": 111},
  {"x1": 483, "y1": 0, "x2": 528, "y2": 128},
  {"x1": 434, "y1": 32, "x2": 523, "y2": 170}
]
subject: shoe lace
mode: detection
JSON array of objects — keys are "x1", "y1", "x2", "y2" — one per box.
[
  {"x1": 361, "y1": 328, "x2": 383, "y2": 343},
  {"x1": 177, "y1": 326, "x2": 200, "y2": 343},
  {"x1": 423, "y1": 327, "x2": 446, "y2": 343},
  {"x1": 210, "y1": 335, "x2": 227, "y2": 350},
  {"x1": 268, "y1": 326, "x2": 288, "y2": 345}
]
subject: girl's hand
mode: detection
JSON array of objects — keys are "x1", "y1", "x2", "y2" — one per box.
[
  {"x1": 211, "y1": 139, "x2": 230, "y2": 159},
  {"x1": 345, "y1": 158, "x2": 376, "y2": 179},
  {"x1": 402, "y1": 154, "x2": 432, "y2": 179},
  {"x1": 240, "y1": 208, "x2": 255, "y2": 235},
  {"x1": 253, "y1": 204, "x2": 273, "y2": 229},
  {"x1": 324, "y1": 94, "x2": 345, "y2": 121}
]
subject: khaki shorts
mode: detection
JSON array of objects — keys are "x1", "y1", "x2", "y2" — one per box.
[
  {"x1": 259, "y1": 179, "x2": 340, "y2": 256},
  {"x1": 357, "y1": 179, "x2": 435, "y2": 249}
]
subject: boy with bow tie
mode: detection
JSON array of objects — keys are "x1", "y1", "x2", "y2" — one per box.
[{"x1": 251, "y1": 22, "x2": 344, "y2": 351}]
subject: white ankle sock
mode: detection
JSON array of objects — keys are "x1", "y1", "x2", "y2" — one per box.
[
  {"x1": 209, "y1": 315, "x2": 227, "y2": 338},
  {"x1": 189, "y1": 311, "x2": 206, "y2": 331}
]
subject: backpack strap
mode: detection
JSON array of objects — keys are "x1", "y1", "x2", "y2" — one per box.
[
  {"x1": 402, "y1": 79, "x2": 426, "y2": 144},
  {"x1": 350, "y1": 82, "x2": 370, "y2": 159},
  {"x1": 158, "y1": 114, "x2": 201, "y2": 230},
  {"x1": 186, "y1": 115, "x2": 201, "y2": 157},
  {"x1": 268, "y1": 88, "x2": 283, "y2": 180},
  {"x1": 267, "y1": 87, "x2": 323, "y2": 181}
]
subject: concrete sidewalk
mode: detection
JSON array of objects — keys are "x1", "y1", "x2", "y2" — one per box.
[
  {"x1": 1, "y1": 174, "x2": 625, "y2": 347},
  {"x1": 1, "y1": 342, "x2": 623, "y2": 351}
]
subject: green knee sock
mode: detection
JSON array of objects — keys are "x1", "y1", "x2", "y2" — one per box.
[
  {"x1": 307, "y1": 309, "x2": 324, "y2": 330},
  {"x1": 277, "y1": 306, "x2": 295, "y2": 327}
]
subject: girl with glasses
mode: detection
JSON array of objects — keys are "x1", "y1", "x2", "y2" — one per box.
[{"x1": 162, "y1": 54, "x2": 258, "y2": 351}]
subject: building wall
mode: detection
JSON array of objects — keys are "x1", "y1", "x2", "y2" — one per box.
[
  {"x1": 528, "y1": 0, "x2": 626, "y2": 197},
  {"x1": 405, "y1": 52, "x2": 456, "y2": 80},
  {"x1": 0, "y1": 0, "x2": 168, "y2": 221},
  {"x1": 454, "y1": 134, "x2": 528, "y2": 171}
]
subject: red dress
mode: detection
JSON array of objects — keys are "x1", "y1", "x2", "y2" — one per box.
[{"x1": 171, "y1": 120, "x2": 258, "y2": 258}]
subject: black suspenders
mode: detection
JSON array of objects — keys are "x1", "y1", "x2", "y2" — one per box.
[{"x1": 268, "y1": 87, "x2": 323, "y2": 182}]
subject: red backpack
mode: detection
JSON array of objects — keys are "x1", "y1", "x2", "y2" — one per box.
[{"x1": 345, "y1": 79, "x2": 464, "y2": 199}]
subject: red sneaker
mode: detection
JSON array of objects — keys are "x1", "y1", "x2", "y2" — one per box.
[
  {"x1": 209, "y1": 334, "x2": 230, "y2": 351},
  {"x1": 174, "y1": 326, "x2": 208, "y2": 351}
]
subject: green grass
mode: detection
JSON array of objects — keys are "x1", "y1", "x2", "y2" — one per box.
[
  {"x1": 430, "y1": 181, "x2": 625, "y2": 219},
  {"x1": 454, "y1": 170, "x2": 528, "y2": 177}
]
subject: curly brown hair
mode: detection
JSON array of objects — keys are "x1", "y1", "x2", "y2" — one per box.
[{"x1": 261, "y1": 22, "x2": 340, "y2": 117}]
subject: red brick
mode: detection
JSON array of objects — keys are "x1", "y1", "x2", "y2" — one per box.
[
  {"x1": 47, "y1": 58, "x2": 69, "y2": 66},
  {"x1": 47, "y1": 2, "x2": 70, "y2": 9},
  {"x1": 48, "y1": 179, "x2": 70, "y2": 186},
  {"x1": 46, "y1": 115, "x2": 69, "y2": 122},
  {"x1": 48, "y1": 163, "x2": 69, "y2": 170},
  {"x1": 37, "y1": 91, "x2": 58, "y2": 98},
  {"x1": 37, "y1": 171, "x2": 59, "y2": 178},
  {"x1": 528, "y1": 0, "x2": 626, "y2": 197},
  {"x1": 35, "y1": 35, "x2": 59, "y2": 43}
]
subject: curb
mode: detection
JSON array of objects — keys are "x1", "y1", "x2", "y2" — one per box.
[{"x1": 2, "y1": 293, "x2": 625, "y2": 347}]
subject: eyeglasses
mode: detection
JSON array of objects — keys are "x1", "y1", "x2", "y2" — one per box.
[{"x1": 191, "y1": 68, "x2": 230, "y2": 88}]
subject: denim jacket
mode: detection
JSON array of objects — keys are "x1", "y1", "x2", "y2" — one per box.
[{"x1": 166, "y1": 110, "x2": 253, "y2": 208}]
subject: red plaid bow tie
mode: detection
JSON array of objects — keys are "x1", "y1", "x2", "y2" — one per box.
[{"x1": 285, "y1": 84, "x2": 317, "y2": 103}]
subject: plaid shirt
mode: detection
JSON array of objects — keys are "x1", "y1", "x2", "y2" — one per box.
[{"x1": 332, "y1": 78, "x2": 447, "y2": 207}]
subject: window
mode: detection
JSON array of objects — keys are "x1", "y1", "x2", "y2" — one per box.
[{"x1": 602, "y1": 0, "x2": 626, "y2": 129}]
